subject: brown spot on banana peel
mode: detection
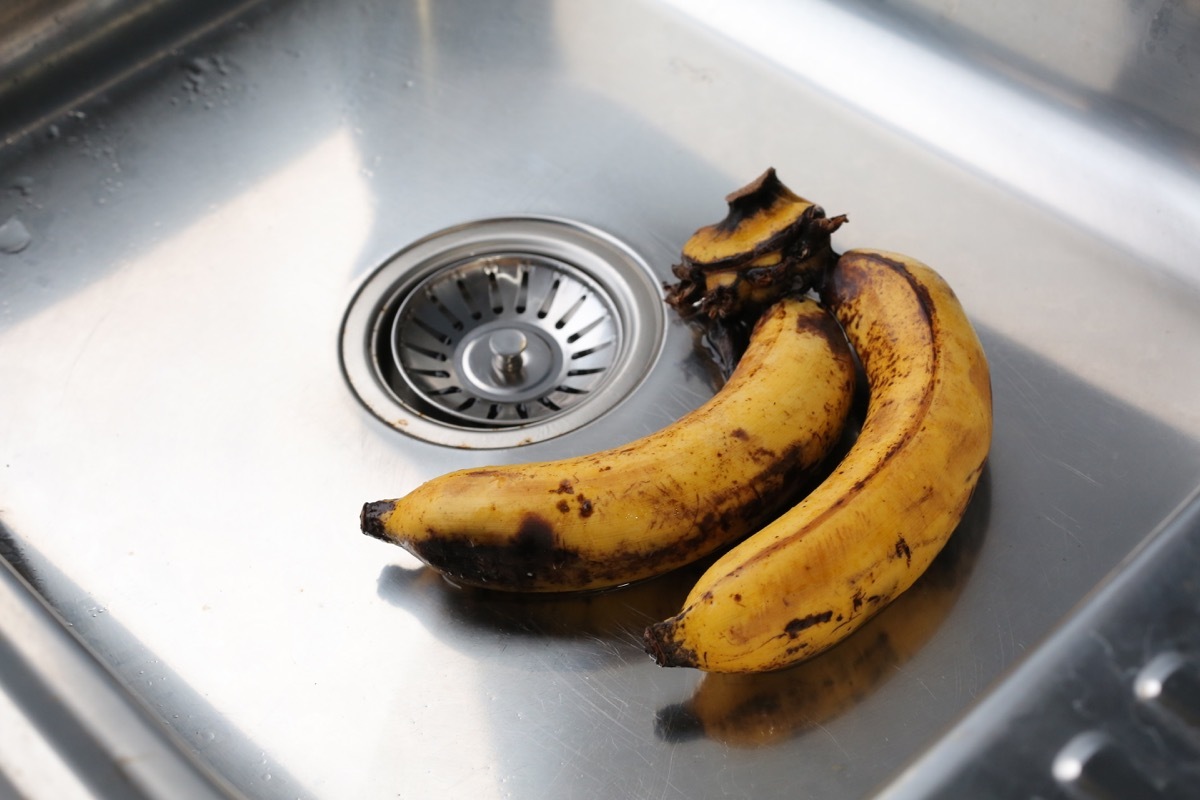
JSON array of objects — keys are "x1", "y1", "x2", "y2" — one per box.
[
  {"x1": 784, "y1": 611, "x2": 834, "y2": 638},
  {"x1": 577, "y1": 496, "x2": 594, "y2": 518},
  {"x1": 404, "y1": 513, "x2": 582, "y2": 590}
]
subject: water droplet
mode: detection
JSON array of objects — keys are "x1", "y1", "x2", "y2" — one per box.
[{"x1": 0, "y1": 217, "x2": 32, "y2": 254}]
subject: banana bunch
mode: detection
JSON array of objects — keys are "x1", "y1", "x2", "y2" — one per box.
[
  {"x1": 643, "y1": 174, "x2": 993, "y2": 672},
  {"x1": 360, "y1": 169, "x2": 992, "y2": 674}
]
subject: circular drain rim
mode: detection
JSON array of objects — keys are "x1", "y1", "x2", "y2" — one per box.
[{"x1": 339, "y1": 217, "x2": 666, "y2": 449}]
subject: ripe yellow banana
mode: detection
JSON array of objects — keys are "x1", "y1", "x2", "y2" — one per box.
[
  {"x1": 655, "y1": 483, "x2": 988, "y2": 745},
  {"x1": 643, "y1": 247, "x2": 993, "y2": 672},
  {"x1": 360, "y1": 295, "x2": 856, "y2": 592}
]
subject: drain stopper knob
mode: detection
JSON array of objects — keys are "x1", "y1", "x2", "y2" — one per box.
[{"x1": 489, "y1": 329, "x2": 528, "y2": 383}]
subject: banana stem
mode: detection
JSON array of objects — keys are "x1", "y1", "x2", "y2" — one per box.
[{"x1": 664, "y1": 168, "x2": 846, "y2": 326}]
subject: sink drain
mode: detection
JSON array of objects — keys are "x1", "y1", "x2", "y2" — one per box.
[{"x1": 340, "y1": 218, "x2": 665, "y2": 448}]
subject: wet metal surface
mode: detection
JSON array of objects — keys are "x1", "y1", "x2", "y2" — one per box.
[{"x1": 2, "y1": 1, "x2": 1200, "y2": 797}]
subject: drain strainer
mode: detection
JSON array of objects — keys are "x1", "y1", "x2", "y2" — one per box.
[{"x1": 340, "y1": 218, "x2": 665, "y2": 448}]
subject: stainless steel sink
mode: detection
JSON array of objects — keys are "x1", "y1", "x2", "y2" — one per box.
[{"x1": 3, "y1": 1, "x2": 1200, "y2": 798}]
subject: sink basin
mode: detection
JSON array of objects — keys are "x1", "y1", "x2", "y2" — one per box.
[{"x1": 3, "y1": 1, "x2": 1200, "y2": 798}]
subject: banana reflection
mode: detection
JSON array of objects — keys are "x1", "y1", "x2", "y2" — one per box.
[{"x1": 656, "y1": 468, "x2": 991, "y2": 746}]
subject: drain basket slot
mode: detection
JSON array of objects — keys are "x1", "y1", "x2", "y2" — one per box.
[{"x1": 390, "y1": 253, "x2": 621, "y2": 427}]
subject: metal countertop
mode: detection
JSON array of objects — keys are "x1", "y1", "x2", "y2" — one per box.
[{"x1": 2, "y1": 1, "x2": 1200, "y2": 797}]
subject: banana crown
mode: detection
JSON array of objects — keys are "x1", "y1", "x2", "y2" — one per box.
[{"x1": 666, "y1": 167, "x2": 846, "y2": 322}]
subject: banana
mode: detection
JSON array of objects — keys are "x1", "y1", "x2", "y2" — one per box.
[
  {"x1": 643, "y1": 247, "x2": 993, "y2": 673},
  {"x1": 655, "y1": 475, "x2": 988, "y2": 745},
  {"x1": 360, "y1": 294, "x2": 856, "y2": 592}
]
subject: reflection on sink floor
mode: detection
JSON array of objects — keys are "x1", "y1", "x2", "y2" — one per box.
[{"x1": 2, "y1": 1, "x2": 1200, "y2": 798}]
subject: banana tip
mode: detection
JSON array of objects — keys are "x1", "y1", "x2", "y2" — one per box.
[
  {"x1": 360, "y1": 500, "x2": 396, "y2": 542},
  {"x1": 643, "y1": 621, "x2": 698, "y2": 669}
]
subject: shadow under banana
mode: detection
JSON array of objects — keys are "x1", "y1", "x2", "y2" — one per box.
[{"x1": 656, "y1": 467, "x2": 992, "y2": 747}]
